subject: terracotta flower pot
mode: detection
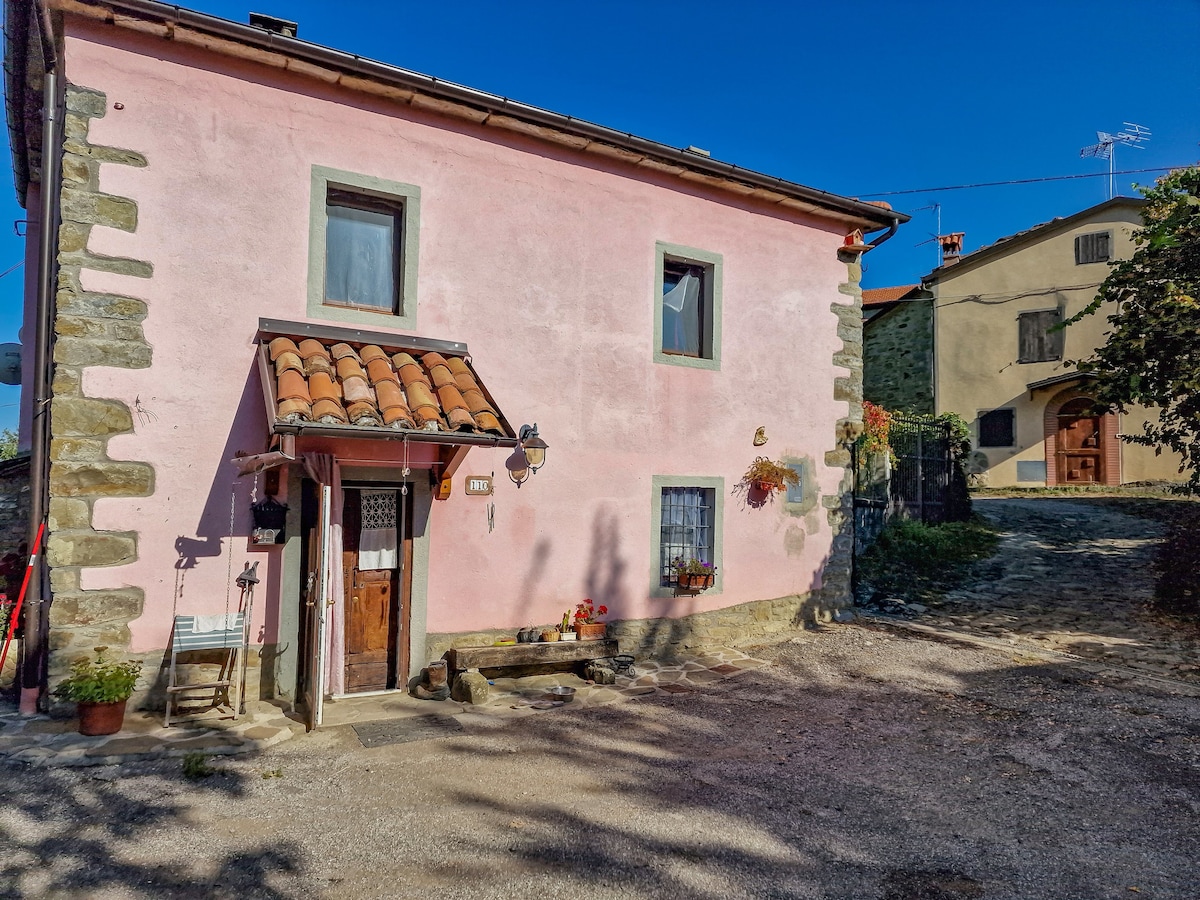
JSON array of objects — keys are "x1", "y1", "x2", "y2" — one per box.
[
  {"x1": 678, "y1": 573, "x2": 715, "y2": 590},
  {"x1": 77, "y1": 699, "x2": 128, "y2": 736},
  {"x1": 576, "y1": 622, "x2": 607, "y2": 641}
]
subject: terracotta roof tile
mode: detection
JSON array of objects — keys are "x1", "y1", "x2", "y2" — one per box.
[
  {"x1": 365, "y1": 357, "x2": 400, "y2": 386},
  {"x1": 861, "y1": 284, "x2": 920, "y2": 306},
  {"x1": 265, "y1": 332, "x2": 513, "y2": 438},
  {"x1": 269, "y1": 337, "x2": 299, "y2": 360}
]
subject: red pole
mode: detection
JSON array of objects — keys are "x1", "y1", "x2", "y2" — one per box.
[{"x1": 0, "y1": 522, "x2": 45, "y2": 677}]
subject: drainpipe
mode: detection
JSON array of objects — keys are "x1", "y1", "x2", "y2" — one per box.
[{"x1": 20, "y1": 0, "x2": 61, "y2": 714}]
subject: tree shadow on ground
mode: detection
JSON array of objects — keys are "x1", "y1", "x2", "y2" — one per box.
[
  {"x1": 415, "y1": 633, "x2": 1200, "y2": 899},
  {"x1": 4, "y1": 625, "x2": 1200, "y2": 898},
  {"x1": 0, "y1": 755, "x2": 305, "y2": 898}
]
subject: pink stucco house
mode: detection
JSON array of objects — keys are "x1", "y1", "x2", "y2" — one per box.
[{"x1": 6, "y1": 0, "x2": 904, "y2": 722}]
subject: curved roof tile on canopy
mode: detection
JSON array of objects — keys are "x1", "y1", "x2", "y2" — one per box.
[{"x1": 259, "y1": 323, "x2": 513, "y2": 441}]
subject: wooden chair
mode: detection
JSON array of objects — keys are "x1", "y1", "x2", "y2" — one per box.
[{"x1": 163, "y1": 612, "x2": 248, "y2": 727}]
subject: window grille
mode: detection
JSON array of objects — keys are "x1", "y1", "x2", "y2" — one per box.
[{"x1": 659, "y1": 486, "x2": 715, "y2": 585}]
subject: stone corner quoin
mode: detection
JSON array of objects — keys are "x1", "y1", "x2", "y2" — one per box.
[{"x1": 46, "y1": 83, "x2": 154, "y2": 682}]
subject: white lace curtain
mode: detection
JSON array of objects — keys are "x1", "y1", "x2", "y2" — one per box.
[{"x1": 359, "y1": 489, "x2": 398, "y2": 570}]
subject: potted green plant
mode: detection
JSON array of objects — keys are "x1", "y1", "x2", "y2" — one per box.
[
  {"x1": 52, "y1": 646, "x2": 142, "y2": 736},
  {"x1": 672, "y1": 558, "x2": 716, "y2": 591},
  {"x1": 742, "y1": 457, "x2": 800, "y2": 494},
  {"x1": 573, "y1": 598, "x2": 609, "y2": 640}
]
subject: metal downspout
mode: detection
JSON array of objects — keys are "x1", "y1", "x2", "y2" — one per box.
[{"x1": 20, "y1": 0, "x2": 61, "y2": 714}]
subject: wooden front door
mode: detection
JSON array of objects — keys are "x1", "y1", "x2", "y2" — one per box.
[
  {"x1": 341, "y1": 488, "x2": 412, "y2": 693},
  {"x1": 1056, "y1": 397, "x2": 1105, "y2": 485}
]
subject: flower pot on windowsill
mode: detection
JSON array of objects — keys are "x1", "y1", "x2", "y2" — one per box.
[
  {"x1": 575, "y1": 622, "x2": 607, "y2": 641},
  {"x1": 677, "y1": 572, "x2": 715, "y2": 591}
]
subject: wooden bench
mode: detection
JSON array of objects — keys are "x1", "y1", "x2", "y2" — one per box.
[{"x1": 445, "y1": 639, "x2": 619, "y2": 674}]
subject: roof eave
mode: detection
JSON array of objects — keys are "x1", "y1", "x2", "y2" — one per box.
[
  {"x1": 55, "y1": 0, "x2": 907, "y2": 232},
  {"x1": 923, "y1": 196, "x2": 1148, "y2": 284}
]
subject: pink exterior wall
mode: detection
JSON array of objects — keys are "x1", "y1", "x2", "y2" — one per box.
[{"x1": 63, "y1": 21, "x2": 851, "y2": 653}]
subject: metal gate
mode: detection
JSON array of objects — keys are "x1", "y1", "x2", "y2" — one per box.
[{"x1": 853, "y1": 414, "x2": 969, "y2": 554}]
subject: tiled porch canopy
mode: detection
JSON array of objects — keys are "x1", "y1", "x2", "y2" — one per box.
[{"x1": 256, "y1": 319, "x2": 519, "y2": 448}]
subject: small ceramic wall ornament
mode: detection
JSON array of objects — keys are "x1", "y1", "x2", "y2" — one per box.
[{"x1": 753, "y1": 427, "x2": 768, "y2": 447}]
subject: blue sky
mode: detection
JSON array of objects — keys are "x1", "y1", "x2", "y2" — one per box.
[{"x1": 1, "y1": 0, "x2": 1197, "y2": 431}]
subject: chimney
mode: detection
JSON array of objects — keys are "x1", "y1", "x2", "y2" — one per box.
[
  {"x1": 249, "y1": 12, "x2": 298, "y2": 37},
  {"x1": 938, "y1": 232, "x2": 965, "y2": 266}
]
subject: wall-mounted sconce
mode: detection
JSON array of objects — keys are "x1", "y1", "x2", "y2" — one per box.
[{"x1": 507, "y1": 423, "x2": 549, "y2": 487}]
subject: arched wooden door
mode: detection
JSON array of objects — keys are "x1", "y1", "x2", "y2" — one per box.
[{"x1": 1055, "y1": 397, "x2": 1106, "y2": 484}]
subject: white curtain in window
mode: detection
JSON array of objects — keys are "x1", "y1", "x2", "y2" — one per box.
[
  {"x1": 326, "y1": 205, "x2": 395, "y2": 310},
  {"x1": 358, "y1": 489, "x2": 398, "y2": 570},
  {"x1": 662, "y1": 272, "x2": 701, "y2": 355}
]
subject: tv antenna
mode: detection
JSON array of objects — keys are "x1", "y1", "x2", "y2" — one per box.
[
  {"x1": 911, "y1": 203, "x2": 944, "y2": 268},
  {"x1": 1080, "y1": 123, "x2": 1151, "y2": 199}
]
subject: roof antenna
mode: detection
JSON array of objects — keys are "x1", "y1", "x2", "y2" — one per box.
[{"x1": 1080, "y1": 123, "x2": 1150, "y2": 200}]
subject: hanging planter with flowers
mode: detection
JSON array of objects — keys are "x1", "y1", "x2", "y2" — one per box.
[{"x1": 741, "y1": 457, "x2": 800, "y2": 495}]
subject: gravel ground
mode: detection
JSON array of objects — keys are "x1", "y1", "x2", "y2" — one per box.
[{"x1": 3, "y1": 623, "x2": 1198, "y2": 900}]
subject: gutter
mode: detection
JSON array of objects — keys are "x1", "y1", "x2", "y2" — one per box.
[
  {"x1": 20, "y1": 0, "x2": 60, "y2": 713},
  {"x1": 68, "y1": 0, "x2": 907, "y2": 234}
]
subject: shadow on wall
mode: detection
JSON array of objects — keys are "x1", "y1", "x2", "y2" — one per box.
[
  {"x1": 173, "y1": 360, "x2": 271, "y2": 610},
  {"x1": 582, "y1": 506, "x2": 628, "y2": 611}
]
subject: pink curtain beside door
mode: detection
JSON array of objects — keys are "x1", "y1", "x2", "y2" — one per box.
[{"x1": 303, "y1": 453, "x2": 346, "y2": 697}]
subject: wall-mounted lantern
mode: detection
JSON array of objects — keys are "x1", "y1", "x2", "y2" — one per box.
[{"x1": 507, "y1": 423, "x2": 549, "y2": 487}]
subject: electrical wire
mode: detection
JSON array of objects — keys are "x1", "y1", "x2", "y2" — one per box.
[{"x1": 857, "y1": 165, "x2": 1186, "y2": 199}]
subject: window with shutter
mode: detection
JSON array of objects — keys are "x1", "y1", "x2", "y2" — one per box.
[
  {"x1": 978, "y1": 409, "x2": 1015, "y2": 447},
  {"x1": 1018, "y1": 309, "x2": 1064, "y2": 363},
  {"x1": 1075, "y1": 231, "x2": 1111, "y2": 265}
]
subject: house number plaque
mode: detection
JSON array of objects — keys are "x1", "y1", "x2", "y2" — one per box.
[{"x1": 465, "y1": 476, "x2": 494, "y2": 496}]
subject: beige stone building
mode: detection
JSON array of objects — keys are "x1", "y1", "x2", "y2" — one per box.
[{"x1": 866, "y1": 198, "x2": 1185, "y2": 488}]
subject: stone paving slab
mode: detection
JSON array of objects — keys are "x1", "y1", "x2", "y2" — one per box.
[
  {"x1": 0, "y1": 647, "x2": 768, "y2": 765},
  {"x1": 0, "y1": 701, "x2": 301, "y2": 768}
]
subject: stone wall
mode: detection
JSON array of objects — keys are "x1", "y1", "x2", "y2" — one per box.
[
  {"x1": 45, "y1": 84, "x2": 156, "y2": 704},
  {"x1": 810, "y1": 248, "x2": 868, "y2": 614},
  {"x1": 426, "y1": 591, "x2": 815, "y2": 666},
  {"x1": 0, "y1": 456, "x2": 32, "y2": 594},
  {"x1": 863, "y1": 299, "x2": 935, "y2": 414}
]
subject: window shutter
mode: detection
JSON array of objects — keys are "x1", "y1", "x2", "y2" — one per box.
[
  {"x1": 1019, "y1": 310, "x2": 1063, "y2": 362},
  {"x1": 979, "y1": 409, "x2": 1015, "y2": 447},
  {"x1": 1045, "y1": 310, "x2": 1064, "y2": 359},
  {"x1": 1075, "y1": 231, "x2": 1111, "y2": 264}
]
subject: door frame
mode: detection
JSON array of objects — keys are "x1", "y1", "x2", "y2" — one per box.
[
  {"x1": 1043, "y1": 388, "x2": 1120, "y2": 486},
  {"x1": 284, "y1": 464, "x2": 433, "y2": 721},
  {"x1": 337, "y1": 484, "x2": 414, "y2": 695}
]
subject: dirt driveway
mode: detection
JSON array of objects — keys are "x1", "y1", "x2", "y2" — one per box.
[
  {"x1": 4, "y1": 496, "x2": 1199, "y2": 899},
  {"x1": 4, "y1": 617, "x2": 1199, "y2": 900},
  {"x1": 907, "y1": 497, "x2": 1200, "y2": 682}
]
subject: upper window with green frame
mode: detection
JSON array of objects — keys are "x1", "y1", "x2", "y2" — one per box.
[
  {"x1": 308, "y1": 165, "x2": 421, "y2": 329},
  {"x1": 654, "y1": 242, "x2": 722, "y2": 370}
]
